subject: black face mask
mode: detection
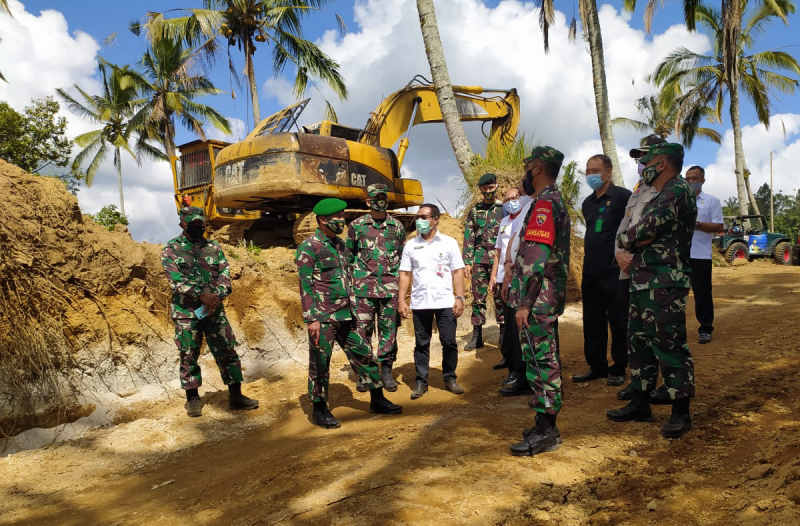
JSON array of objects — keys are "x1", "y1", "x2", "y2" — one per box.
[
  {"x1": 522, "y1": 170, "x2": 535, "y2": 195},
  {"x1": 186, "y1": 223, "x2": 205, "y2": 241}
]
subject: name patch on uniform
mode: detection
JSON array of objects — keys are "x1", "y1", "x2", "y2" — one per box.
[{"x1": 524, "y1": 201, "x2": 555, "y2": 246}]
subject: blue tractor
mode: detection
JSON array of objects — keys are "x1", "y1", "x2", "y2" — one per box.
[{"x1": 714, "y1": 215, "x2": 794, "y2": 265}]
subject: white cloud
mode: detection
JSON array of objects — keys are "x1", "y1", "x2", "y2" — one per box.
[{"x1": 207, "y1": 116, "x2": 247, "y2": 143}]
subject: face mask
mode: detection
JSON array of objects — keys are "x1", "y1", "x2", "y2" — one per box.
[
  {"x1": 637, "y1": 162, "x2": 646, "y2": 177},
  {"x1": 482, "y1": 190, "x2": 496, "y2": 200},
  {"x1": 326, "y1": 218, "x2": 345, "y2": 234},
  {"x1": 503, "y1": 199, "x2": 521, "y2": 216},
  {"x1": 688, "y1": 181, "x2": 703, "y2": 195},
  {"x1": 522, "y1": 170, "x2": 535, "y2": 195},
  {"x1": 641, "y1": 163, "x2": 661, "y2": 185},
  {"x1": 186, "y1": 223, "x2": 205, "y2": 241},
  {"x1": 369, "y1": 198, "x2": 388, "y2": 212},
  {"x1": 415, "y1": 218, "x2": 432, "y2": 235},
  {"x1": 586, "y1": 174, "x2": 604, "y2": 191}
]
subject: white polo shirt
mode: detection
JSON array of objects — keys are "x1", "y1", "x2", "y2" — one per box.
[
  {"x1": 399, "y1": 231, "x2": 465, "y2": 310},
  {"x1": 506, "y1": 195, "x2": 534, "y2": 264},
  {"x1": 691, "y1": 191, "x2": 723, "y2": 260}
]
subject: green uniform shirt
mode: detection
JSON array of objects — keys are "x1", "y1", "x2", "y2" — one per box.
[
  {"x1": 346, "y1": 213, "x2": 406, "y2": 298},
  {"x1": 295, "y1": 228, "x2": 356, "y2": 323}
]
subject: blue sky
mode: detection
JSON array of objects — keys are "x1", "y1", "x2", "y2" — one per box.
[{"x1": 4, "y1": 0, "x2": 800, "y2": 241}]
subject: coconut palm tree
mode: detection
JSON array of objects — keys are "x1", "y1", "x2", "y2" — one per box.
[
  {"x1": 612, "y1": 94, "x2": 722, "y2": 146},
  {"x1": 416, "y1": 0, "x2": 474, "y2": 179},
  {"x1": 651, "y1": 0, "x2": 799, "y2": 216},
  {"x1": 132, "y1": 0, "x2": 346, "y2": 127},
  {"x1": 57, "y1": 64, "x2": 148, "y2": 218},
  {"x1": 114, "y1": 37, "x2": 230, "y2": 161}
]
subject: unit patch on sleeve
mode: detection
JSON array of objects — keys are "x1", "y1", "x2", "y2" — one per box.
[{"x1": 524, "y1": 200, "x2": 555, "y2": 246}]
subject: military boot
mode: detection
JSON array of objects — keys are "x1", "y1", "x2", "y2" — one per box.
[
  {"x1": 607, "y1": 390, "x2": 653, "y2": 422},
  {"x1": 185, "y1": 389, "x2": 204, "y2": 417},
  {"x1": 381, "y1": 363, "x2": 398, "y2": 392},
  {"x1": 617, "y1": 382, "x2": 636, "y2": 401},
  {"x1": 510, "y1": 413, "x2": 561, "y2": 456},
  {"x1": 662, "y1": 398, "x2": 692, "y2": 438},
  {"x1": 228, "y1": 383, "x2": 259, "y2": 410},
  {"x1": 312, "y1": 401, "x2": 340, "y2": 428},
  {"x1": 649, "y1": 384, "x2": 672, "y2": 405},
  {"x1": 464, "y1": 325, "x2": 484, "y2": 350},
  {"x1": 369, "y1": 388, "x2": 402, "y2": 414}
]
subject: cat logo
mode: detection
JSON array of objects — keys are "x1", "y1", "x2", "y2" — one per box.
[{"x1": 350, "y1": 172, "x2": 366, "y2": 187}]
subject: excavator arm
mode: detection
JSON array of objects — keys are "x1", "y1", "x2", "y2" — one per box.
[{"x1": 359, "y1": 76, "x2": 520, "y2": 165}]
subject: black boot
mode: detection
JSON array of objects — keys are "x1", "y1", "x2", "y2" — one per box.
[
  {"x1": 228, "y1": 383, "x2": 259, "y2": 410},
  {"x1": 312, "y1": 400, "x2": 340, "y2": 428},
  {"x1": 649, "y1": 384, "x2": 672, "y2": 405},
  {"x1": 370, "y1": 388, "x2": 402, "y2": 414},
  {"x1": 607, "y1": 390, "x2": 653, "y2": 422},
  {"x1": 184, "y1": 388, "x2": 203, "y2": 417},
  {"x1": 381, "y1": 363, "x2": 398, "y2": 392},
  {"x1": 662, "y1": 398, "x2": 692, "y2": 438},
  {"x1": 499, "y1": 371, "x2": 532, "y2": 397},
  {"x1": 511, "y1": 413, "x2": 561, "y2": 456},
  {"x1": 464, "y1": 325, "x2": 484, "y2": 350},
  {"x1": 617, "y1": 382, "x2": 636, "y2": 400}
]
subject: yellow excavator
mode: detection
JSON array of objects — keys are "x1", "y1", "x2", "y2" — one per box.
[{"x1": 171, "y1": 76, "x2": 520, "y2": 244}]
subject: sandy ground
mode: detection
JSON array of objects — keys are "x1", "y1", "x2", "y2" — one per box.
[{"x1": 1, "y1": 261, "x2": 799, "y2": 525}]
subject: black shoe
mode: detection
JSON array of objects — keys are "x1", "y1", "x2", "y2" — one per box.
[
  {"x1": 356, "y1": 376, "x2": 368, "y2": 392},
  {"x1": 464, "y1": 326, "x2": 484, "y2": 350},
  {"x1": 410, "y1": 380, "x2": 428, "y2": 400},
  {"x1": 369, "y1": 389, "x2": 402, "y2": 414},
  {"x1": 444, "y1": 378, "x2": 465, "y2": 394},
  {"x1": 499, "y1": 372, "x2": 532, "y2": 397},
  {"x1": 572, "y1": 370, "x2": 607, "y2": 383},
  {"x1": 662, "y1": 398, "x2": 692, "y2": 438},
  {"x1": 312, "y1": 401, "x2": 340, "y2": 429},
  {"x1": 493, "y1": 358, "x2": 509, "y2": 370},
  {"x1": 228, "y1": 383, "x2": 259, "y2": 410},
  {"x1": 698, "y1": 332, "x2": 712, "y2": 344},
  {"x1": 607, "y1": 392, "x2": 653, "y2": 422},
  {"x1": 617, "y1": 383, "x2": 636, "y2": 400},
  {"x1": 607, "y1": 374, "x2": 625, "y2": 387},
  {"x1": 185, "y1": 397, "x2": 203, "y2": 417},
  {"x1": 381, "y1": 364, "x2": 398, "y2": 392},
  {"x1": 649, "y1": 384, "x2": 672, "y2": 405},
  {"x1": 523, "y1": 413, "x2": 562, "y2": 441},
  {"x1": 511, "y1": 414, "x2": 561, "y2": 456}
]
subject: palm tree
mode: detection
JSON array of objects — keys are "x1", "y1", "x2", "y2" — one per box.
[
  {"x1": 57, "y1": 64, "x2": 147, "y2": 218},
  {"x1": 115, "y1": 37, "x2": 230, "y2": 161},
  {"x1": 652, "y1": 0, "x2": 799, "y2": 216},
  {"x1": 416, "y1": 0, "x2": 474, "y2": 179},
  {"x1": 132, "y1": 0, "x2": 346, "y2": 127},
  {"x1": 612, "y1": 94, "x2": 722, "y2": 146}
]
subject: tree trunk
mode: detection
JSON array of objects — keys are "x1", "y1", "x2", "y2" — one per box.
[
  {"x1": 416, "y1": 0, "x2": 474, "y2": 180},
  {"x1": 729, "y1": 79, "x2": 749, "y2": 216},
  {"x1": 744, "y1": 167, "x2": 762, "y2": 215},
  {"x1": 584, "y1": 0, "x2": 624, "y2": 186},
  {"x1": 115, "y1": 148, "x2": 126, "y2": 218},
  {"x1": 164, "y1": 121, "x2": 177, "y2": 161},
  {"x1": 245, "y1": 39, "x2": 260, "y2": 126}
]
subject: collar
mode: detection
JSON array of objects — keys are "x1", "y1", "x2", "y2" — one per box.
[
  {"x1": 178, "y1": 233, "x2": 207, "y2": 247},
  {"x1": 416, "y1": 231, "x2": 440, "y2": 243}
]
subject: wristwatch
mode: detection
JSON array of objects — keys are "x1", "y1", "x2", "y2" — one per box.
[{"x1": 455, "y1": 296, "x2": 465, "y2": 302}]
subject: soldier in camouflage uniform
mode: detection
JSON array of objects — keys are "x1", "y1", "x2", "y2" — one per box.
[
  {"x1": 161, "y1": 206, "x2": 259, "y2": 417},
  {"x1": 463, "y1": 172, "x2": 504, "y2": 350},
  {"x1": 607, "y1": 143, "x2": 697, "y2": 439},
  {"x1": 296, "y1": 198, "x2": 402, "y2": 428},
  {"x1": 507, "y1": 147, "x2": 571, "y2": 457},
  {"x1": 346, "y1": 184, "x2": 406, "y2": 392}
]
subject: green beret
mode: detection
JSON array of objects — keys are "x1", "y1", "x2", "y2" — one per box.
[
  {"x1": 477, "y1": 173, "x2": 497, "y2": 186},
  {"x1": 367, "y1": 183, "x2": 389, "y2": 198},
  {"x1": 313, "y1": 197, "x2": 347, "y2": 216},
  {"x1": 179, "y1": 206, "x2": 205, "y2": 224},
  {"x1": 524, "y1": 146, "x2": 565, "y2": 172},
  {"x1": 640, "y1": 142, "x2": 684, "y2": 165}
]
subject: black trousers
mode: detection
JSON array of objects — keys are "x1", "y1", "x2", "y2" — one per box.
[
  {"x1": 503, "y1": 305, "x2": 524, "y2": 374},
  {"x1": 581, "y1": 273, "x2": 629, "y2": 376},
  {"x1": 412, "y1": 308, "x2": 458, "y2": 384},
  {"x1": 690, "y1": 258, "x2": 714, "y2": 334}
]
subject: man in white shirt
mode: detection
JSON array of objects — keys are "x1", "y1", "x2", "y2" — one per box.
[
  {"x1": 399, "y1": 203, "x2": 467, "y2": 399},
  {"x1": 685, "y1": 165, "x2": 724, "y2": 344}
]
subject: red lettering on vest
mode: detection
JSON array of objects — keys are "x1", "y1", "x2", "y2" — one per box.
[{"x1": 524, "y1": 200, "x2": 555, "y2": 246}]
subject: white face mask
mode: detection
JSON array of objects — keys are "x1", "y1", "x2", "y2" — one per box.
[{"x1": 637, "y1": 162, "x2": 646, "y2": 177}]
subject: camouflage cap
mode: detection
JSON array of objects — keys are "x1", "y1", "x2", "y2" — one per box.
[
  {"x1": 629, "y1": 134, "x2": 667, "y2": 159},
  {"x1": 179, "y1": 206, "x2": 205, "y2": 224},
  {"x1": 524, "y1": 146, "x2": 564, "y2": 172},
  {"x1": 477, "y1": 173, "x2": 497, "y2": 186},
  {"x1": 639, "y1": 142, "x2": 684, "y2": 165},
  {"x1": 312, "y1": 197, "x2": 347, "y2": 216},
  {"x1": 366, "y1": 183, "x2": 389, "y2": 198}
]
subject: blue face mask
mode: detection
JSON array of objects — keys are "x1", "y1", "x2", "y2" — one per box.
[
  {"x1": 503, "y1": 199, "x2": 522, "y2": 216},
  {"x1": 586, "y1": 174, "x2": 604, "y2": 190},
  {"x1": 415, "y1": 218, "x2": 432, "y2": 234}
]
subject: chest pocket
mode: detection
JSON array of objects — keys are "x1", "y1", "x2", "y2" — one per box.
[
  {"x1": 318, "y1": 254, "x2": 341, "y2": 279},
  {"x1": 177, "y1": 255, "x2": 196, "y2": 273}
]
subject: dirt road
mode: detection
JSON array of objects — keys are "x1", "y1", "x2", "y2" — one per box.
[{"x1": 1, "y1": 261, "x2": 799, "y2": 525}]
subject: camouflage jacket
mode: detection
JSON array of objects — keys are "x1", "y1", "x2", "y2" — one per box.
[
  {"x1": 463, "y1": 201, "x2": 503, "y2": 266},
  {"x1": 617, "y1": 176, "x2": 697, "y2": 291},
  {"x1": 161, "y1": 234, "x2": 232, "y2": 320},
  {"x1": 295, "y1": 228, "x2": 356, "y2": 323},
  {"x1": 346, "y1": 213, "x2": 406, "y2": 298},
  {"x1": 508, "y1": 185, "x2": 571, "y2": 316}
]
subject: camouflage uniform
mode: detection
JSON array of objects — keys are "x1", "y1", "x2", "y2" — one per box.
[
  {"x1": 463, "y1": 200, "x2": 504, "y2": 326},
  {"x1": 617, "y1": 175, "x2": 697, "y2": 400},
  {"x1": 296, "y1": 228, "x2": 383, "y2": 402},
  {"x1": 161, "y1": 218, "x2": 243, "y2": 390},
  {"x1": 508, "y1": 179, "x2": 571, "y2": 416},
  {"x1": 346, "y1": 209, "x2": 406, "y2": 364}
]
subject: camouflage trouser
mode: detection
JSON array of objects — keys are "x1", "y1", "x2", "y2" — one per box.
[
  {"x1": 308, "y1": 320, "x2": 383, "y2": 402},
  {"x1": 629, "y1": 287, "x2": 695, "y2": 400},
  {"x1": 519, "y1": 312, "x2": 562, "y2": 415},
  {"x1": 173, "y1": 310, "x2": 243, "y2": 390},
  {"x1": 470, "y1": 263, "x2": 504, "y2": 327},
  {"x1": 355, "y1": 296, "x2": 399, "y2": 364}
]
